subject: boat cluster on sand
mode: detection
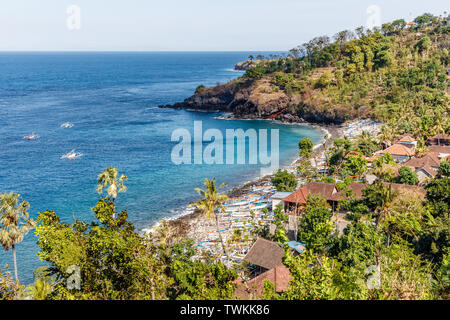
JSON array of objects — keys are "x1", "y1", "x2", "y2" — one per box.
[
  {"x1": 185, "y1": 119, "x2": 383, "y2": 266},
  {"x1": 189, "y1": 184, "x2": 277, "y2": 265},
  {"x1": 343, "y1": 119, "x2": 382, "y2": 138},
  {"x1": 24, "y1": 122, "x2": 81, "y2": 160}
]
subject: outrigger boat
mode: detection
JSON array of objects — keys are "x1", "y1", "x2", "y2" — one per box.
[
  {"x1": 60, "y1": 149, "x2": 82, "y2": 160},
  {"x1": 24, "y1": 133, "x2": 39, "y2": 140},
  {"x1": 60, "y1": 122, "x2": 74, "y2": 128}
]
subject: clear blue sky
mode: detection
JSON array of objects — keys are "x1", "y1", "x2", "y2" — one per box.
[{"x1": 1, "y1": 0, "x2": 448, "y2": 51}]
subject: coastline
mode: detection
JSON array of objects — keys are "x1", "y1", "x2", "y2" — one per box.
[{"x1": 147, "y1": 118, "x2": 344, "y2": 252}]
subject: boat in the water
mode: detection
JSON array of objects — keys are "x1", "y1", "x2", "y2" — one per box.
[
  {"x1": 60, "y1": 149, "x2": 83, "y2": 160},
  {"x1": 24, "y1": 133, "x2": 39, "y2": 140},
  {"x1": 60, "y1": 122, "x2": 74, "y2": 128}
]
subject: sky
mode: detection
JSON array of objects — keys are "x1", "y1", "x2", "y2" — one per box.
[{"x1": 0, "y1": 0, "x2": 448, "y2": 51}]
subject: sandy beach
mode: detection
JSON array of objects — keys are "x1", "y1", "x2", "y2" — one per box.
[
  {"x1": 149, "y1": 121, "x2": 346, "y2": 264},
  {"x1": 149, "y1": 118, "x2": 383, "y2": 265}
]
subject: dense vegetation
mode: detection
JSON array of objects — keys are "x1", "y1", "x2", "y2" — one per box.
[
  {"x1": 243, "y1": 13, "x2": 449, "y2": 146},
  {"x1": 1, "y1": 13, "x2": 449, "y2": 300}
]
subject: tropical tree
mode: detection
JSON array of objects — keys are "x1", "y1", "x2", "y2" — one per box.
[
  {"x1": 298, "y1": 137, "x2": 314, "y2": 158},
  {"x1": 396, "y1": 166, "x2": 419, "y2": 185},
  {"x1": 271, "y1": 169, "x2": 298, "y2": 192},
  {"x1": 0, "y1": 268, "x2": 24, "y2": 300},
  {"x1": 97, "y1": 167, "x2": 128, "y2": 206},
  {"x1": 362, "y1": 182, "x2": 397, "y2": 228},
  {"x1": 189, "y1": 178, "x2": 229, "y2": 261},
  {"x1": 297, "y1": 195, "x2": 335, "y2": 254},
  {"x1": 0, "y1": 192, "x2": 35, "y2": 283}
]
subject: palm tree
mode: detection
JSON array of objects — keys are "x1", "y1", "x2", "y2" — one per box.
[
  {"x1": 378, "y1": 125, "x2": 394, "y2": 149},
  {"x1": 371, "y1": 182, "x2": 397, "y2": 229},
  {"x1": 0, "y1": 192, "x2": 35, "y2": 283},
  {"x1": 189, "y1": 178, "x2": 229, "y2": 262},
  {"x1": 97, "y1": 167, "x2": 128, "y2": 206}
]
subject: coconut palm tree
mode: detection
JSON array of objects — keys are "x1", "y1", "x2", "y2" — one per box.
[
  {"x1": 0, "y1": 192, "x2": 35, "y2": 283},
  {"x1": 377, "y1": 125, "x2": 393, "y2": 149},
  {"x1": 97, "y1": 167, "x2": 128, "y2": 206},
  {"x1": 373, "y1": 182, "x2": 397, "y2": 228},
  {"x1": 189, "y1": 178, "x2": 229, "y2": 262}
]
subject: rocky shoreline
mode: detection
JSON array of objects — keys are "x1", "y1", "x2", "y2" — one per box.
[{"x1": 158, "y1": 76, "x2": 358, "y2": 124}]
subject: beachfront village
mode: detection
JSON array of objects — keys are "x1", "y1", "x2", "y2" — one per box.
[
  {"x1": 1, "y1": 12, "x2": 449, "y2": 300},
  {"x1": 173, "y1": 118, "x2": 450, "y2": 299}
]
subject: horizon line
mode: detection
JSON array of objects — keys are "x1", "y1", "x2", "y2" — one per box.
[{"x1": 0, "y1": 50, "x2": 288, "y2": 53}]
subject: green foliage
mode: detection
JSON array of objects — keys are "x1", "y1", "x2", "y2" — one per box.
[
  {"x1": 425, "y1": 176, "x2": 450, "y2": 218},
  {"x1": 0, "y1": 192, "x2": 35, "y2": 282},
  {"x1": 195, "y1": 85, "x2": 206, "y2": 94},
  {"x1": 244, "y1": 65, "x2": 265, "y2": 79},
  {"x1": 373, "y1": 153, "x2": 395, "y2": 167},
  {"x1": 298, "y1": 137, "x2": 314, "y2": 158},
  {"x1": 415, "y1": 36, "x2": 432, "y2": 54},
  {"x1": 316, "y1": 70, "x2": 333, "y2": 88},
  {"x1": 439, "y1": 160, "x2": 450, "y2": 177},
  {"x1": 0, "y1": 268, "x2": 24, "y2": 300},
  {"x1": 271, "y1": 169, "x2": 297, "y2": 192},
  {"x1": 414, "y1": 13, "x2": 435, "y2": 27},
  {"x1": 298, "y1": 195, "x2": 334, "y2": 254},
  {"x1": 356, "y1": 133, "x2": 379, "y2": 156},
  {"x1": 26, "y1": 267, "x2": 54, "y2": 300},
  {"x1": 339, "y1": 154, "x2": 367, "y2": 179},
  {"x1": 396, "y1": 166, "x2": 419, "y2": 185},
  {"x1": 96, "y1": 167, "x2": 128, "y2": 202},
  {"x1": 170, "y1": 256, "x2": 237, "y2": 300},
  {"x1": 189, "y1": 178, "x2": 229, "y2": 260},
  {"x1": 283, "y1": 251, "x2": 346, "y2": 299},
  {"x1": 35, "y1": 198, "x2": 171, "y2": 300},
  {"x1": 330, "y1": 222, "x2": 382, "y2": 268}
]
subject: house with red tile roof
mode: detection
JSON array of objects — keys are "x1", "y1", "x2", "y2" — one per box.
[
  {"x1": 396, "y1": 135, "x2": 417, "y2": 150},
  {"x1": 404, "y1": 153, "x2": 440, "y2": 169},
  {"x1": 375, "y1": 143, "x2": 415, "y2": 163},
  {"x1": 404, "y1": 153, "x2": 441, "y2": 183},
  {"x1": 234, "y1": 238, "x2": 292, "y2": 299},
  {"x1": 281, "y1": 182, "x2": 336, "y2": 214},
  {"x1": 427, "y1": 134, "x2": 450, "y2": 146},
  {"x1": 281, "y1": 181, "x2": 427, "y2": 215},
  {"x1": 429, "y1": 145, "x2": 450, "y2": 159},
  {"x1": 233, "y1": 264, "x2": 291, "y2": 299}
]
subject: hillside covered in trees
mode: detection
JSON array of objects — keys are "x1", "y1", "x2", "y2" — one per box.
[{"x1": 162, "y1": 13, "x2": 449, "y2": 141}]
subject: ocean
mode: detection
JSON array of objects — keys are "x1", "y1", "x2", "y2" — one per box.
[{"x1": 0, "y1": 52, "x2": 323, "y2": 284}]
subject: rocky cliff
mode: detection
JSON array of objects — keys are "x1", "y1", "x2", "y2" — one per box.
[{"x1": 159, "y1": 77, "x2": 357, "y2": 124}]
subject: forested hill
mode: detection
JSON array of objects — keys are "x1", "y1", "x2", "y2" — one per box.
[{"x1": 161, "y1": 13, "x2": 449, "y2": 136}]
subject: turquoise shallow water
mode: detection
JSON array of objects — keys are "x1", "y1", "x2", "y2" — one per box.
[{"x1": 0, "y1": 52, "x2": 323, "y2": 283}]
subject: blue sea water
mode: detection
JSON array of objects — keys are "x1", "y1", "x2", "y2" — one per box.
[{"x1": 0, "y1": 52, "x2": 323, "y2": 284}]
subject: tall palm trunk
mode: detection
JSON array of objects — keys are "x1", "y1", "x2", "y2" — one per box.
[
  {"x1": 215, "y1": 214, "x2": 229, "y2": 262},
  {"x1": 12, "y1": 243, "x2": 18, "y2": 283}
]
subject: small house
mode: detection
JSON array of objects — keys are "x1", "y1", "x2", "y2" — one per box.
[
  {"x1": 427, "y1": 134, "x2": 450, "y2": 146},
  {"x1": 376, "y1": 144, "x2": 415, "y2": 163},
  {"x1": 429, "y1": 145, "x2": 450, "y2": 159},
  {"x1": 281, "y1": 182, "x2": 336, "y2": 215},
  {"x1": 269, "y1": 191, "x2": 292, "y2": 211},
  {"x1": 396, "y1": 135, "x2": 417, "y2": 150}
]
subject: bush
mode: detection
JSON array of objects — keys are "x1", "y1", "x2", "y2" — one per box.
[{"x1": 271, "y1": 169, "x2": 298, "y2": 192}]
